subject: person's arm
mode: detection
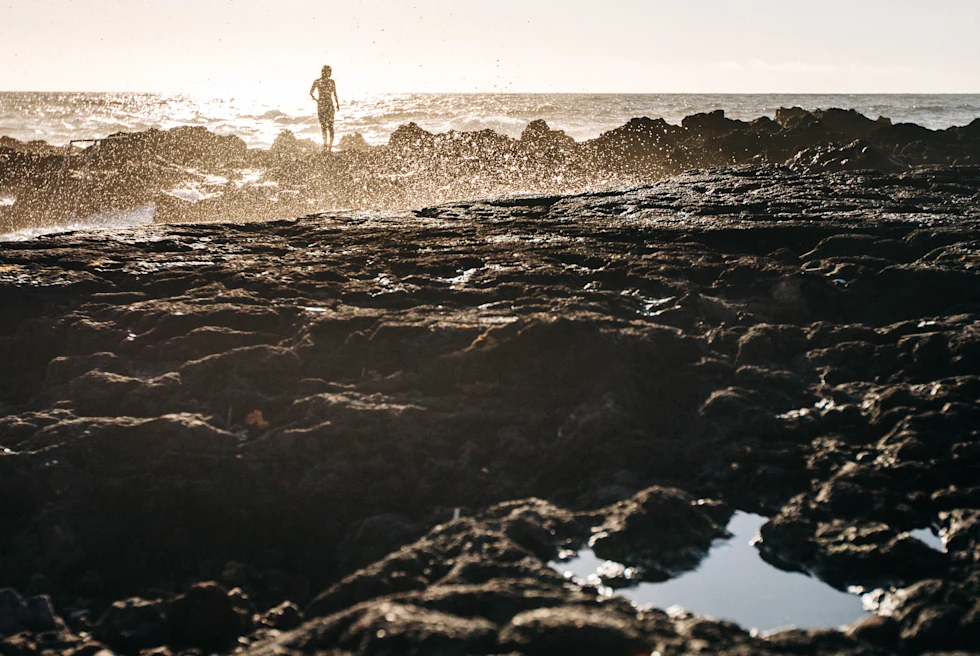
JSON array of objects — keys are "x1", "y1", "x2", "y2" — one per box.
[
  {"x1": 309, "y1": 80, "x2": 318, "y2": 102},
  {"x1": 332, "y1": 81, "x2": 340, "y2": 110}
]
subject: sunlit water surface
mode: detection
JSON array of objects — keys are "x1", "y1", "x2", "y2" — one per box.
[
  {"x1": 2, "y1": 92, "x2": 979, "y2": 148},
  {"x1": 0, "y1": 204, "x2": 155, "y2": 242},
  {"x1": 551, "y1": 512, "x2": 870, "y2": 631}
]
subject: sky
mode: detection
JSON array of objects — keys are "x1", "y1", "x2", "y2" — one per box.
[{"x1": 2, "y1": 0, "x2": 978, "y2": 99}]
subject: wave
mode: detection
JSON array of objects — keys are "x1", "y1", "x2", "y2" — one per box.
[
  {"x1": 0, "y1": 205, "x2": 155, "y2": 242},
  {"x1": 440, "y1": 115, "x2": 538, "y2": 137},
  {"x1": 2, "y1": 92, "x2": 979, "y2": 149},
  {"x1": 258, "y1": 109, "x2": 289, "y2": 119}
]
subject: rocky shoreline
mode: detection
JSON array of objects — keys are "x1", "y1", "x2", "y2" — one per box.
[
  {"x1": 1, "y1": 163, "x2": 979, "y2": 654},
  {"x1": 3, "y1": 106, "x2": 980, "y2": 236}
]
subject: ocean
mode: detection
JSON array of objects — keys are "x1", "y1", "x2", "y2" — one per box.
[{"x1": 3, "y1": 92, "x2": 980, "y2": 150}]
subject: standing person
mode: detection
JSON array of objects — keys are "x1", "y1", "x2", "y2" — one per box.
[{"x1": 310, "y1": 65, "x2": 340, "y2": 151}]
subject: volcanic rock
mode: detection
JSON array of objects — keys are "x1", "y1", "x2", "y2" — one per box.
[
  {"x1": 786, "y1": 139, "x2": 911, "y2": 174},
  {"x1": 93, "y1": 597, "x2": 169, "y2": 651},
  {"x1": 2, "y1": 165, "x2": 980, "y2": 654},
  {"x1": 589, "y1": 487, "x2": 731, "y2": 581},
  {"x1": 167, "y1": 582, "x2": 252, "y2": 651}
]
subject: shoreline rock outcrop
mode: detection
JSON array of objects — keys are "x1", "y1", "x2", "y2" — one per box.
[
  {"x1": 3, "y1": 106, "x2": 980, "y2": 236},
  {"x1": 2, "y1": 164, "x2": 980, "y2": 653}
]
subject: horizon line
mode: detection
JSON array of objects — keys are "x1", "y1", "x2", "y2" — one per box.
[{"x1": 2, "y1": 89, "x2": 980, "y2": 97}]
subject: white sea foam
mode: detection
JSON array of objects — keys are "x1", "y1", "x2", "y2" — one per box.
[
  {"x1": 0, "y1": 204, "x2": 155, "y2": 242},
  {"x1": 1, "y1": 92, "x2": 978, "y2": 149}
]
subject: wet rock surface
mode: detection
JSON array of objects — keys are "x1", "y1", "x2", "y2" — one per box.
[
  {"x1": 1, "y1": 164, "x2": 980, "y2": 653},
  {"x1": 3, "y1": 106, "x2": 980, "y2": 235}
]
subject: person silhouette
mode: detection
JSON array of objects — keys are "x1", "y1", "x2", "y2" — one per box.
[{"x1": 309, "y1": 65, "x2": 340, "y2": 151}]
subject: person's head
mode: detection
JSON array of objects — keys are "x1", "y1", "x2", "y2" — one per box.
[{"x1": 322, "y1": 65, "x2": 332, "y2": 78}]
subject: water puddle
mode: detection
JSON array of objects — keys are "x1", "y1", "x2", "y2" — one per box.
[
  {"x1": 909, "y1": 527, "x2": 945, "y2": 552},
  {"x1": 551, "y1": 512, "x2": 869, "y2": 631}
]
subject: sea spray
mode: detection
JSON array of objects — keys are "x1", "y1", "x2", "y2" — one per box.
[{"x1": 2, "y1": 97, "x2": 980, "y2": 239}]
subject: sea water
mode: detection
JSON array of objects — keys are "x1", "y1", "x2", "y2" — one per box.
[
  {"x1": 0, "y1": 204, "x2": 156, "y2": 242},
  {"x1": 2, "y1": 92, "x2": 979, "y2": 149}
]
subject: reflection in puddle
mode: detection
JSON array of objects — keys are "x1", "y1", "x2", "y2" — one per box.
[
  {"x1": 909, "y1": 527, "x2": 945, "y2": 552},
  {"x1": 551, "y1": 512, "x2": 869, "y2": 631}
]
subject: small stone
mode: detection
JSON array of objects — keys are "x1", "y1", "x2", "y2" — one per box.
[
  {"x1": 94, "y1": 597, "x2": 169, "y2": 651},
  {"x1": 846, "y1": 614, "x2": 899, "y2": 646},
  {"x1": 220, "y1": 561, "x2": 246, "y2": 587},
  {"x1": 168, "y1": 582, "x2": 251, "y2": 651},
  {"x1": 68, "y1": 641, "x2": 115, "y2": 656},
  {"x1": 500, "y1": 606, "x2": 648, "y2": 656},
  {"x1": 22, "y1": 595, "x2": 64, "y2": 633},
  {"x1": 261, "y1": 601, "x2": 302, "y2": 631},
  {"x1": 0, "y1": 588, "x2": 27, "y2": 636}
]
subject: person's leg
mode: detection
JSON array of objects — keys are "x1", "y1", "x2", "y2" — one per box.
[{"x1": 319, "y1": 112, "x2": 335, "y2": 151}]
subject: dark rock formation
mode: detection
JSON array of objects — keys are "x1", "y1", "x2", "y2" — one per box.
[
  {"x1": 786, "y1": 140, "x2": 911, "y2": 174},
  {"x1": 520, "y1": 119, "x2": 575, "y2": 149},
  {"x1": 93, "y1": 597, "x2": 169, "y2": 651},
  {"x1": 337, "y1": 132, "x2": 372, "y2": 152},
  {"x1": 167, "y1": 581, "x2": 253, "y2": 651},
  {"x1": 1, "y1": 165, "x2": 980, "y2": 653},
  {"x1": 589, "y1": 487, "x2": 731, "y2": 582},
  {"x1": 0, "y1": 589, "x2": 66, "y2": 636}
]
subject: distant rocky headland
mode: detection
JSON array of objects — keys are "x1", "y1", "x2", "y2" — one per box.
[
  {"x1": 2, "y1": 159, "x2": 980, "y2": 653},
  {"x1": 2, "y1": 106, "x2": 980, "y2": 234}
]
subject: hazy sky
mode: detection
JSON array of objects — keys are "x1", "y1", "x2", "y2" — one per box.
[{"x1": 2, "y1": 0, "x2": 978, "y2": 98}]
